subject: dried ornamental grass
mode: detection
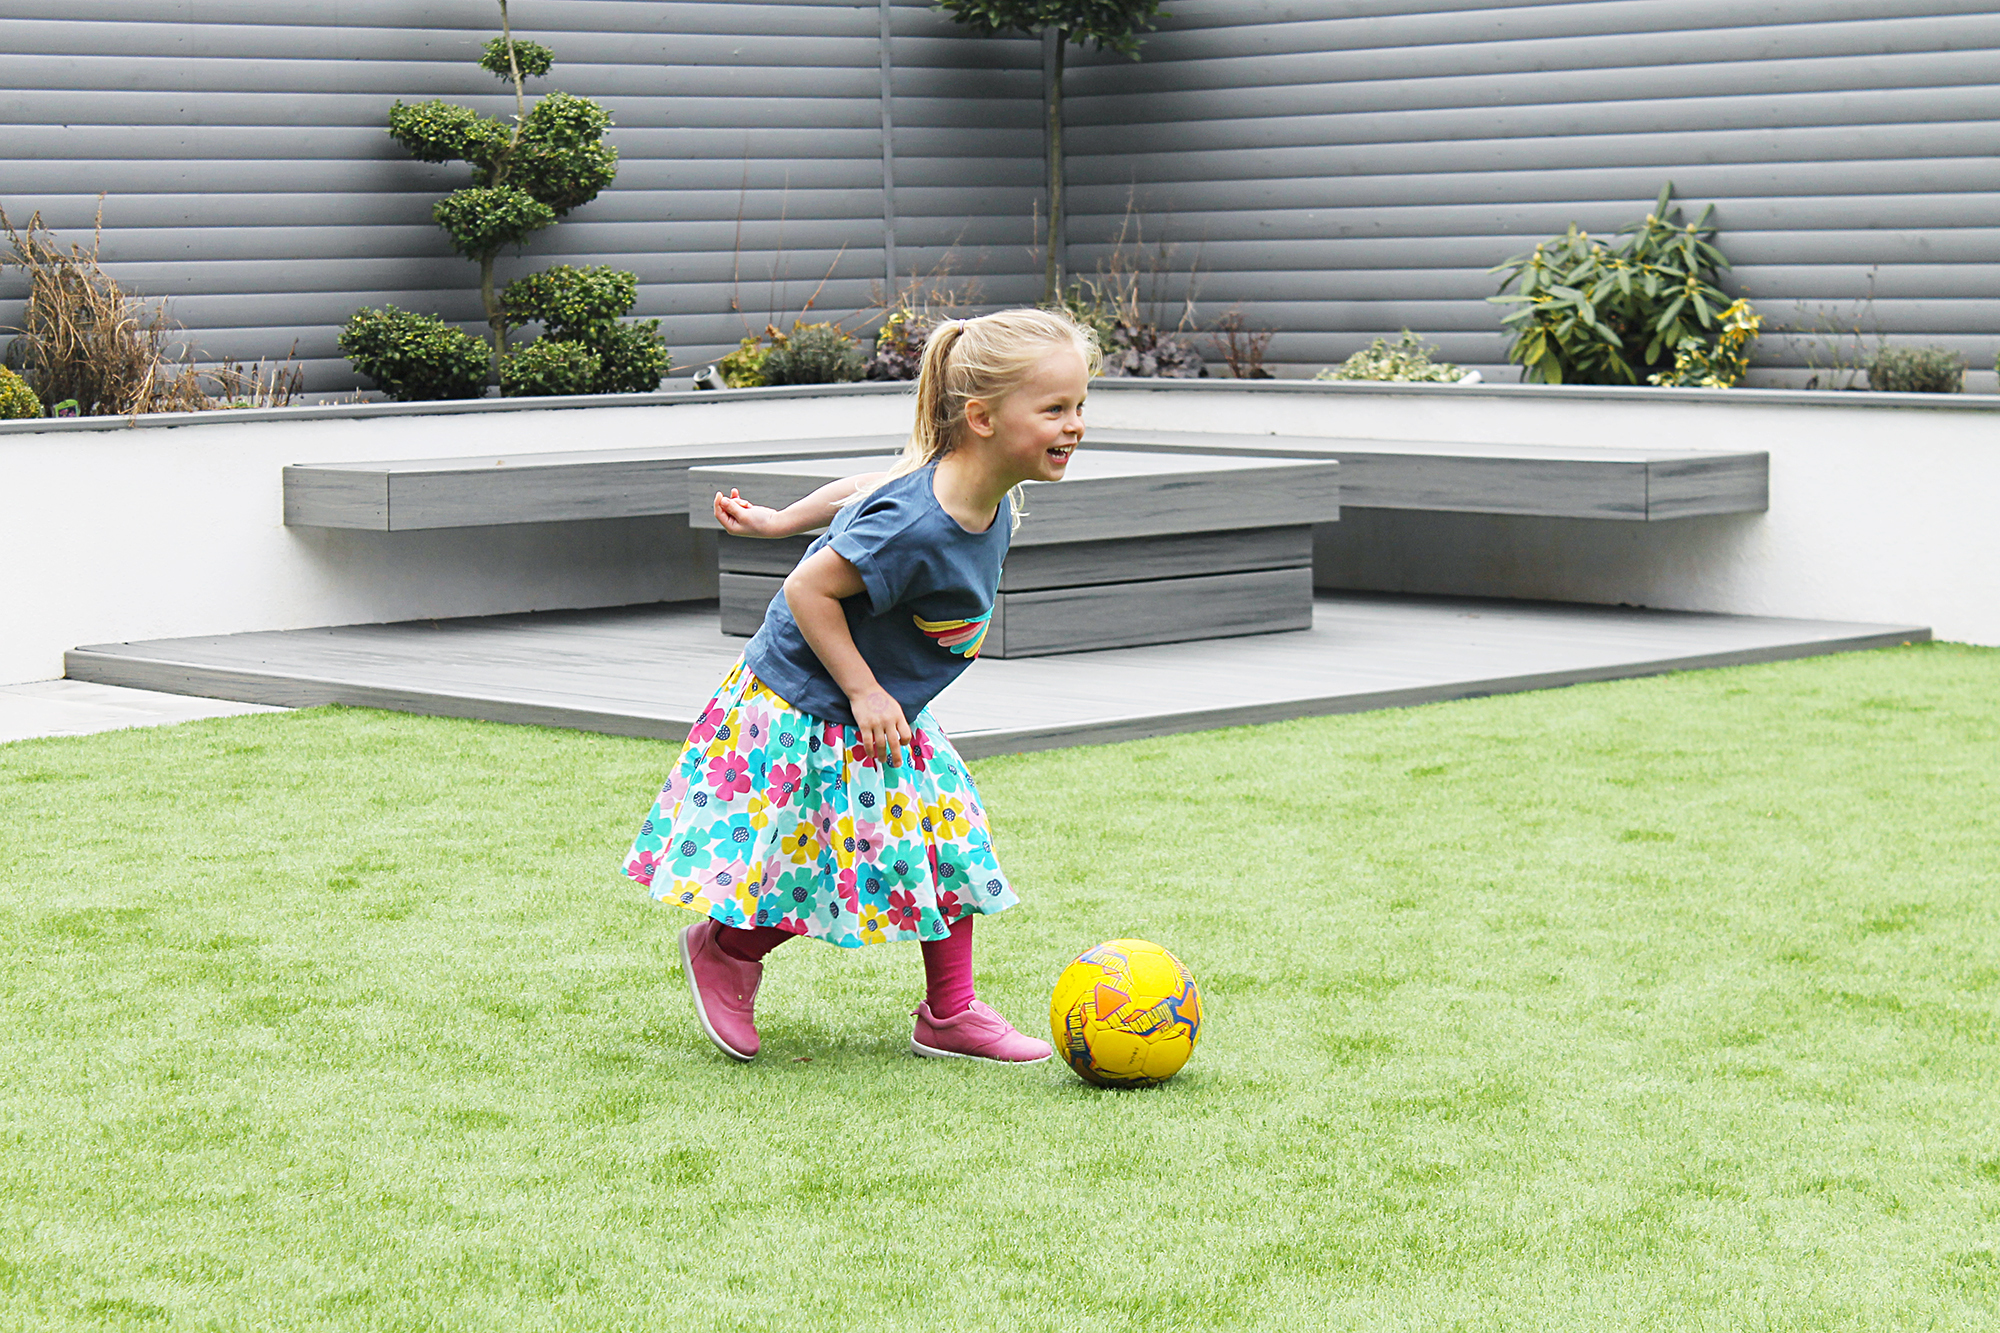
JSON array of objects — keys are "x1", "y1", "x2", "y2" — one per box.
[{"x1": 1, "y1": 203, "x2": 301, "y2": 416}]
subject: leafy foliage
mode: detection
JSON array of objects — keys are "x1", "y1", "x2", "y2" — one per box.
[
  {"x1": 1099, "y1": 319, "x2": 1203, "y2": 377},
  {"x1": 431, "y1": 185, "x2": 557, "y2": 263},
  {"x1": 864, "y1": 309, "x2": 933, "y2": 381},
  {"x1": 717, "y1": 335, "x2": 772, "y2": 389},
  {"x1": 480, "y1": 35, "x2": 553, "y2": 80},
  {"x1": 498, "y1": 337, "x2": 600, "y2": 397},
  {"x1": 1870, "y1": 345, "x2": 1967, "y2": 394},
  {"x1": 338, "y1": 306, "x2": 491, "y2": 401},
  {"x1": 498, "y1": 265, "x2": 669, "y2": 396},
  {"x1": 1317, "y1": 330, "x2": 1466, "y2": 383},
  {"x1": 1490, "y1": 184, "x2": 1738, "y2": 386},
  {"x1": 0, "y1": 364, "x2": 42, "y2": 418},
  {"x1": 386, "y1": 100, "x2": 511, "y2": 170},
  {"x1": 364, "y1": 10, "x2": 627, "y2": 381},
  {"x1": 503, "y1": 264, "x2": 636, "y2": 336},
  {"x1": 935, "y1": 0, "x2": 1168, "y2": 56},
  {"x1": 1649, "y1": 299, "x2": 1762, "y2": 388},
  {"x1": 761, "y1": 322, "x2": 866, "y2": 386}
]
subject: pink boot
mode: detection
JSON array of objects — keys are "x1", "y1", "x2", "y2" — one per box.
[
  {"x1": 681, "y1": 920, "x2": 762, "y2": 1061},
  {"x1": 911, "y1": 999, "x2": 1053, "y2": 1064}
]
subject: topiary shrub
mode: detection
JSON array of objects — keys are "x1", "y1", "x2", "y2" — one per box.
[
  {"x1": 1870, "y1": 345, "x2": 1965, "y2": 393},
  {"x1": 0, "y1": 364, "x2": 42, "y2": 418},
  {"x1": 761, "y1": 322, "x2": 865, "y2": 386},
  {"x1": 498, "y1": 338, "x2": 599, "y2": 397},
  {"x1": 1316, "y1": 330, "x2": 1464, "y2": 383},
  {"x1": 338, "y1": 306, "x2": 491, "y2": 401},
  {"x1": 499, "y1": 264, "x2": 668, "y2": 396}
]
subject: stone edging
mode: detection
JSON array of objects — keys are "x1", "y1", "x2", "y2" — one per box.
[{"x1": 7, "y1": 371, "x2": 2000, "y2": 438}]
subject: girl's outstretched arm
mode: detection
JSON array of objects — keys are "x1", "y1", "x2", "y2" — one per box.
[
  {"x1": 713, "y1": 473, "x2": 887, "y2": 539},
  {"x1": 783, "y1": 547, "x2": 912, "y2": 766}
]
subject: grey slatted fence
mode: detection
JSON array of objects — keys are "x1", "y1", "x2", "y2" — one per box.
[{"x1": 5, "y1": 0, "x2": 1999, "y2": 390}]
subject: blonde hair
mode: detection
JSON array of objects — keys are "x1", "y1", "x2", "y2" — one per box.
[{"x1": 845, "y1": 306, "x2": 1101, "y2": 528}]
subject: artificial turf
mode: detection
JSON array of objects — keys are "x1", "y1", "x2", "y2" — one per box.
[{"x1": 1, "y1": 642, "x2": 1996, "y2": 1331}]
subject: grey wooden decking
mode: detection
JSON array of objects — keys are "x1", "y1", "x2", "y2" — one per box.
[{"x1": 64, "y1": 596, "x2": 1925, "y2": 759}]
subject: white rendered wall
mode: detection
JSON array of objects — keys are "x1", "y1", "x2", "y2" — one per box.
[
  {"x1": 1088, "y1": 383, "x2": 2000, "y2": 647},
  {"x1": 5, "y1": 381, "x2": 1995, "y2": 687},
  {"x1": 1, "y1": 387, "x2": 916, "y2": 684}
]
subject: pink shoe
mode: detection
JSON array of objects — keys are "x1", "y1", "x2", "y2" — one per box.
[
  {"x1": 911, "y1": 999, "x2": 1053, "y2": 1064},
  {"x1": 680, "y1": 920, "x2": 762, "y2": 1061}
]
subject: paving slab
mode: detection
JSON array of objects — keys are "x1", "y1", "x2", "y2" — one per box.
[
  {"x1": 0, "y1": 679, "x2": 286, "y2": 745},
  {"x1": 63, "y1": 596, "x2": 1927, "y2": 758}
]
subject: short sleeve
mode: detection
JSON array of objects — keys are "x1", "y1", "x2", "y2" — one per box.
[{"x1": 827, "y1": 489, "x2": 927, "y2": 615}]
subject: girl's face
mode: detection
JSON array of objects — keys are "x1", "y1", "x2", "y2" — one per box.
[{"x1": 965, "y1": 344, "x2": 1089, "y2": 485}]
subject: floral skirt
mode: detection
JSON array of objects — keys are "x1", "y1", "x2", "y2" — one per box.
[{"x1": 621, "y1": 661, "x2": 1017, "y2": 947}]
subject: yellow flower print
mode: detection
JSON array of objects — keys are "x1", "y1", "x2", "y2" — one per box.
[
  {"x1": 884, "y1": 791, "x2": 920, "y2": 838},
  {"x1": 928, "y1": 798, "x2": 971, "y2": 841},
  {"x1": 746, "y1": 793, "x2": 772, "y2": 831},
  {"x1": 856, "y1": 901, "x2": 893, "y2": 944},
  {"x1": 779, "y1": 821, "x2": 817, "y2": 864},
  {"x1": 831, "y1": 816, "x2": 859, "y2": 869}
]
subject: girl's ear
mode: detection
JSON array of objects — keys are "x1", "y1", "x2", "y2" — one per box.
[{"x1": 963, "y1": 396, "x2": 997, "y2": 439}]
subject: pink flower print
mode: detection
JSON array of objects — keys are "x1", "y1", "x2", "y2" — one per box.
[
  {"x1": 886, "y1": 889, "x2": 919, "y2": 931},
  {"x1": 741, "y1": 701, "x2": 773, "y2": 749},
  {"x1": 836, "y1": 867, "x2": 860, "y2": 916},
  {"x1": 908, "y1": 729, "x2": 935, "y2": 770},
  {"x1": 688, "y1": 699, "x2": 727, "y2": 747},
  {"x1": 935, "y1": 887, "x2": 963, "y2": 921},
  {"x1": 849, "y1": 818, "x2": 883, "y2": 862},
  {"x1": 626, "y1": 848, "x2": 662, "y2": 887},
  {"x1": 764, "y1": 761, "x2": 804, "y2": 809},
  {"x1": 706, "y1": 751, "x2": 753, "y2": 799},
  {"x1": 778, "y1": 914, "x2": 811, "y2": 937},
  {"x1": 846, "y1": 739, "x2": 878, "y2": 772}
]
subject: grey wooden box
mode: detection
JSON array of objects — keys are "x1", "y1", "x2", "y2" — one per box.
[{"x1": 693, "y1": 451, "x2": 1337, "y2": 657}]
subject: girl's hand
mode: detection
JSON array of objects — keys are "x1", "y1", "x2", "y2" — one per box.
[
  {"x1": 713, "y1": 489, "x2": 786, "y2": 537},
  {"x1": 848, "y1": 686, "x2": 913, "y2": 767}
]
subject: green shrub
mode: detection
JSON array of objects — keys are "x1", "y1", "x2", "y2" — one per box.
[
  {"x1": 498, "y1": 265, "x2": 669, "y2": 396},
  {"x1": 761, "y1": 322, "x2": 865, "y2": 386},
  {"x1": 1870, "y1": 345, "x2": 1965, "y2": 393},
  {"x1": 0, "y1": 364, "x2": 42, "y2": 418},
  {"x1": 1490, "y1": 184, "x2": 1738, "y2": 386},
  {"x1": 338, "y1": 307, "x2": 490, "y2": 401},
  {"x1": 1316, "y1": 331, "x2": 1464, "y2": 383},
  {"x1": 1648, "y1": 299, "x2": 1762, "y2": 388},
  {"x1": 372, "y1": 19, "x2": 623, "y2": 376},
  {"x1": 498, "y1": 339, "x2": 599, "y2": 398},
  {"x1": 865, "y1": 309, "x2": 932, "y2": 381},
  {"x1": 717, "y1": 336, "x2": 771, "y2": 388}
]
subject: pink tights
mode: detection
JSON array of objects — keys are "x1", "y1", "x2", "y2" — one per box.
[{"x1": 713, "y1": 914, "x2": 976, "y2": 1018}]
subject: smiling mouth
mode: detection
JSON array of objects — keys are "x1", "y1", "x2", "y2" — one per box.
[{"x1": 1047, "y1": 445, "x2": 1075, "y2": 462}]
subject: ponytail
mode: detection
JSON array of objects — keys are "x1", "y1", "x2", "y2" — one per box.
[{"x1": 842, "y1": 307, "x2": 1100, "y2": 531}]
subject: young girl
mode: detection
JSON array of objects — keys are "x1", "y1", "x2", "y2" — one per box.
[{"x1": 620, "y1": 307, "x2": 1099, "y2": 1064}]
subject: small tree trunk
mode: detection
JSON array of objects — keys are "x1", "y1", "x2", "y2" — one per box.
[
  {"x1": 480, "y1": 255, "x2": 507, "y2": 374},
  {"x1": 1043, "y1": 32, "x2": 1066, "y2": 306}
]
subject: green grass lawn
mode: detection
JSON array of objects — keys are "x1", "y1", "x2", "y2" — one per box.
[{"x1": 3, "y1": 644, "x2": 1997, "y2": 1331}]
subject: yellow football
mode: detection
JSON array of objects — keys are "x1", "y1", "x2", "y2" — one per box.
[{"x1": 1049, "y1": 938, "x2": 1202, "y2": 1088}]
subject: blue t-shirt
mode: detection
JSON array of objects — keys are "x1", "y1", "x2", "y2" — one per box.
[{"x1": 743, "y1": 464, "x2": 1011, "y2": 727}]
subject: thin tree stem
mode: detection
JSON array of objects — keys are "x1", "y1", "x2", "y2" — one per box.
[{"x1": 1044, "y1": 32, "x2": 1065, "y2": 305}]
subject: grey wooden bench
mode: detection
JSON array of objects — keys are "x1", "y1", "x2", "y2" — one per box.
[
  {"x1": 282, "y1": 430, "x2": 1766, "y2": 529},
  {"x1": 281, "y1": 436, "x2": 901, "y2": 530},
  {"x1": 687, "y1": 452, "x2": 1340, "y2": 657}
]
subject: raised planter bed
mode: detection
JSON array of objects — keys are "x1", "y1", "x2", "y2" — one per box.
[{"x1": 4, "y1": 378, "x2": 1998, "y2": 686}]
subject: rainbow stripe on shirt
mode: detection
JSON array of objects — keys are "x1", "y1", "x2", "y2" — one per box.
[{"x1": 912, "y1": 608, "x2": 992, "y2": 659}]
